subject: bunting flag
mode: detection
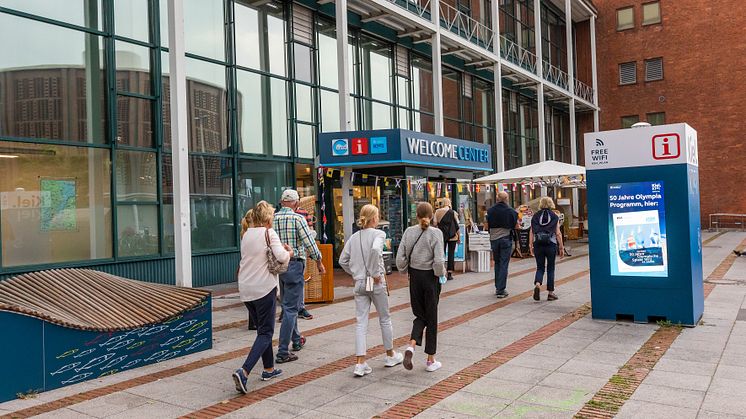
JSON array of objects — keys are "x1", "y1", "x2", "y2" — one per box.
[
  {"x1": 374, "y1": 176, "x2": 379, "y2": 188},
  {"x1": 350, "y1": 172, "x2": 355, "y2": 182},
  {"x1": 395, "y1": 178, "x2": 402, "y2": 189},
  {"x1": 326, "y1": 168, "x2": 334, "y2": 177}
]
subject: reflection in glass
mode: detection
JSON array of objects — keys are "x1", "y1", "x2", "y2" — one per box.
[
  {"x1": 294, "y1": 44, "x2": 314, "y2": 84},
  {"x1": 236, "y1": 70, "x2": 263, "y2": 154},
  {"x1": 296, "y1": 83, "x2": 314, "y2": 123},
  {"x1": 361, "y1": 37, "x2": 392, "y2": 102},
  {"x1": 0, "y1": 0, "x2": 103, "y2": 29},
  {"x1": 296, "y1": 123, "x2": 315, "y2": 160},
  {"x1": 237, "y1": 160, "x2": 291, "y2": 215},
  {"x1": 443, "y1": 71, "x2": 460, "y2": 120},
  {"x1": 267, "y1": 10, "x2": 286, "y2": 76},
  {"x1": 412, "y1": 57, "x2": 433, "y2": 113},
  {"x1": 320, "y1": 89, "x2": 339, "y2": 132},
  {"x1": 116, "y1": 150, "x2": 157, "y2": 201},
  {"x1": 184, "y1": 0, "x2": 225, "y2": 61},
  {"x1": 270, "y1": 77, "x2": 289, "y2": 156},
  {"x1": 117, "y1": 204, "x2": 158, "y2": 257},
  {"x1": 317, "y1": 20, "x2": 338, "y2": 89},
  {"x1": 114, "y1": 0, "x2": 149, "y2": 42},
  {"x1": 189, "y1": 155, "x2": 235, "y2": 251},
  {"x1": 159, "y1": 0, "x2": 169, "y2": 47},
  {"x1": 186, "y1": 58, "x2": 228, "y2": 153},
  {"x1": 368, "y1": 101, "x2": 392, "y2": 130},
  {"x1": 235, "y1": 2, "x2": 261, "y2": 70},
  {"x1": 116, "y1": 96, "x2": 153, "y2": 147},
  {"x1": 413, "y1": 112, "x2": 435, "y2": 134},
  {"x1": 0, "y1": 142, "x2": 112, "y2": 266},
  {"x1": 115, "y1": 42, "x2": 151, "y2": 95},
  {"x1": 0, "y1": 14, "x2": 106, "y2": 143}
]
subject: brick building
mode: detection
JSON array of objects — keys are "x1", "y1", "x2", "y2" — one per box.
[{"x1": 594, "y1": 0, "x2": 746, "y2": 225}]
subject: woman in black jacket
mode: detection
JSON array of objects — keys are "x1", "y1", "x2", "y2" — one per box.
[{"x1": 529, "y1": 197, "x2": 564, "y2": 301}]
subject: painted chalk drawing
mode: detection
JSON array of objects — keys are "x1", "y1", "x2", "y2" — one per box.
[{"x1": 45, "y1": 298, "x2": 211, "y2": 391}]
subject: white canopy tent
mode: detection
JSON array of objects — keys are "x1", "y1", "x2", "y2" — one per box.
[{"x1": 474, "y1": 160, "x2": 586, "y2": 188}]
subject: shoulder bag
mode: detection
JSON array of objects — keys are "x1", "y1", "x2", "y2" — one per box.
[{"x1": 265, "y1": 229, "x2": 289, "y2": 275}]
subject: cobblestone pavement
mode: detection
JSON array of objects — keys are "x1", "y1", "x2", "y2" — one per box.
[{"x1": 1, "y1": 232, "x2": 744, "y2": 419}]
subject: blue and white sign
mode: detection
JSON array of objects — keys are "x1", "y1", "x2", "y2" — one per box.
[{"x1": 318, "y1": 129, "x2": 493, "y2": 172}]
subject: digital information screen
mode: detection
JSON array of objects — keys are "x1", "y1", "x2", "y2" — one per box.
[{"x1": 608, "y1": 181, "x2": 668, "y2": 277}]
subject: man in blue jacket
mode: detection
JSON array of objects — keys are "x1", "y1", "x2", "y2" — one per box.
[{"x1": 485, "y1": 192, "x2": 518, "y2": 298}]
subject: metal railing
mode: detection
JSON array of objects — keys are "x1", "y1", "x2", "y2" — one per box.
[
  {"x1": 542, "y1": 61, "x2": 570, "y2": 91},
  {"x1": 438, "y1": 2, "x2": 495, "y2": 52},
  {"x1": 709, "y1": 213, "x2": 746, "y2": 231},
  {"x1": 499, "y1": 35, "x2": 538, "y2": 75},
  {"x1": 386, "y1": 0, "x2": 431, "y2": 19},
  {"x1": 574, "y1": 79, "x2": 594, "y2": 103}
]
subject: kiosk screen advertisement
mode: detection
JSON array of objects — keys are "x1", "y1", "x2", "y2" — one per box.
[{"x1": 608, "y1": 181, "x2": 668, "y2": 277}]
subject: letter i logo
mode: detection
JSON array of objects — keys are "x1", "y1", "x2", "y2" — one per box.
[{"x1": 652, "y1": 133, "x2": 680, "y2": 160}]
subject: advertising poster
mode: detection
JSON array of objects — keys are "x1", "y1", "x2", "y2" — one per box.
[
  {"x1": 40, "y1": 179, "x2": 77, "y2": 232},
  {"x1": 454, "y1": 224, "x2": 466, "y2": 262},
  {"x1": 608, "y1": 181, "x2": 667, "y2": 277}
]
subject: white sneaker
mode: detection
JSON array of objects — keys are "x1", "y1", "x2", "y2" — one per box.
[
  {"x1": 353, "y1": 363, "x2": 372, "y2": 377},
  {"x1": 403, "y1": 347, "x2": 415, "y2": 370},
  {"x1": 425, "y1": 360, "x2": 442, "y2": 372},
  {"x1": 384, "y1": 351, "x2": 404, "y2": 367}
]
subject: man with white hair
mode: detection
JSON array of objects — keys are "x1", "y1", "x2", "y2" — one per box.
[{"x1": 273, "y1": 189, "x2": 325, "y2": 364}]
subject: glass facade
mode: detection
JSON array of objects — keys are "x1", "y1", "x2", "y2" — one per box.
[{"x1": 0, "y1": 0, "x2": 591, "y2": 282}]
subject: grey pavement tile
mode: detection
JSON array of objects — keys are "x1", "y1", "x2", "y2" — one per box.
[
  {"x1": 315, "y1": 392, "x2": 394, "y2": 418},
  {"x1": 582, "y1": 341, "x2": 644, "y2": 355},
  {"x1": 654, "y1": 358, "x2": 718, "y2": 377},
  {"x1": 517, "y1": 385, "x2": 594, "y2": 411},
  {"x1": 615, "y1": 400, "x2": 698, "y2": 419},
  {"x1": 268, "y1": 380, "x2": 347, "y2": 410},
  {"x1": 460, "y1": 377, "x2": 534, "y2": 401},
  {"x1": 641, "y1": 370, "x2": 712, "y2": 392},
  {"x1": 353, "y1": 378, "x2": 429, "y2": 402},
  {"x1": 719, "y1": 352, "x2": 746, "y2": 368},
  {"x1": 221, "y1": 399, "x2": 308, "y2": 419},
  {"x1": 535, "y1": 336, "x2": 597, "y2": 352},
  {"x1": 525, "y1": 343, "x2": 583, "y2": 360},
  {"x1": 145, "y1": 381, "x2": 236, "y2": 410},
  {"x1": 31, "y1": 407, "x2": 97, "y2": 419},
  {"x1": 700, "y1": 391, "x2": 746, "y2": 416},
  {"x1": 571, "y1": 348, "x2": 632, "y2": 366},
  {"x1": 414, "y1": 407, "x2": 482, "y2": 418},
  {"x1": 555, "y1": 360, "x2": 620, "y2": 379},
  {"x1": 432, "y1": 391, "x2": 510, "y2": 418},
  {"x1": 486, "y1": 365, "x2": 552, "y2": 385},
  {"x1": 670, "y1": 338, "x2": 728, "y2": 353},
  {"x1": 493, "y1": 401, "x2": 574, "y2": 418},
  {"x1": 707, "y1": 377, "x2": 746, "y2": 396},
  {"x1": 104, "y1": 400, "x2": 191, "y2": 419},
  {"x1": 697, "y1": 410, "x2": 746, "y2": 419},
  {"x1": 629, "y1": 383, "x2": 705, "y2": 409},
  {"x1": 536, "y1": 372, "x2": 608, "y2": 393},
  {"x1": 664, "y1": 348, "x2": 724, "y2": 364},
  {"x1": 504, "y1": 353, "x2": 571, "y2": 371},
  {"x1": 68, "y1": 392, "x2": 151, "y2": 418},
  {"x1": 713, "y1": 364, "x2": 746, "y2": 382}
]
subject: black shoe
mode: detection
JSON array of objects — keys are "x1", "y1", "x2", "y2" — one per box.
[
  {"x1": 447, "y1": 272, "x2": 454, "y2": 281},
  {"x1": 299, "y1": 309, "x2": 313, "y2": 320},
  {"x1": 275, "y1": 353, "x2": 298, "y2": 364},
  {"x1": 277, "y1": 311, "x2": 283, "y2": 323},
  {"x1": 533, "y1": 285, "x2": 541, "y2": 301},
  {"x1": 496, "y1": 291, "x2": 509, "y2": 298},
  {"x1": 547, "y1": 293, "x2": 558, "y2": 301},
  {"x1": 734, "y1": 250, "x2": 743, "y2": 257},
  {"x1": 248, "y1": 324, "x2": 257, "y2": 331}
]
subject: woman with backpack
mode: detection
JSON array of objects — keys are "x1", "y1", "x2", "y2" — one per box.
[
  {"x1": 339, "y1": 204, "x2": 403, "y2": 377},
  {"x1": 529, "y1": 197, "x2": 564, "y2": 301},
  {"x1": 434, "y1": 198, "x2": 460, "y2": 281},
  {"x1": 396, "y1": 202, "x2": 446, "y2": 372}
]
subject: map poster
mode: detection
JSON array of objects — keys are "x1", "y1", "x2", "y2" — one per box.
[
  {"x1": 608, "y1": 181, "x2": 667, "y2": 277},
  {"x1": 40, "y1": 178, "x2": 77, "y2": 232}
]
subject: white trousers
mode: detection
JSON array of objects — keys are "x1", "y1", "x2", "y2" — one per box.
[{"x1": 354, "y1": 280, "x2": 394, "y2": 357}]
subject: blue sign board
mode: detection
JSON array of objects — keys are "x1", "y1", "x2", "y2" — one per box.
[
  {"x1": 318, "y1": 129, "x2": 493, "y2": 172},
  {"x1": 584, "y1": 123, "x2": 703, "y2": 326}
]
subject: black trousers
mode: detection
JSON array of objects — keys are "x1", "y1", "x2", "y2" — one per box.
[
  {"x1": 445, "y1": 240, "x2": 457, "y2": 272},
  {"x1": 409, "y1": 268, "x2": 441, "y2": 355}
]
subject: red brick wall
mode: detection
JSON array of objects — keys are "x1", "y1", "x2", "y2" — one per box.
[{"x1": 595, "y1": 0, "x2": 746, "y2": 225}]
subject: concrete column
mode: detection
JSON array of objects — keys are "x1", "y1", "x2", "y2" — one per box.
[
  {"x1": 335, "y1": 0, "x2": 351, "y2": 131},
  {"x1": 431, "y1": 0, "x2": 444, "y2": 136},
  {"x1": 168, "y1": 0, "x2": 193, "y2": 287},
  {"x1": 590, "y1": 15, "x2": 599, "y2": 131},
  {"x1": 492, "y1": 0, "x2": 504, "y2": 172},
  {"x1": 533, "y1": 0, "x2": 546, "y2": 162},
  {"x1": 341, "y1": 168, "x2": 354, "y2": 241}
]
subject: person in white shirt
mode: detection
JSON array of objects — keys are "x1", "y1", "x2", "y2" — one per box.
[
  {"x1": 232, "y1": 201, "x2": 292, "y2": 394},
  {"x1": 339, "y1": 204, "x2": 404, "y2": 377}
]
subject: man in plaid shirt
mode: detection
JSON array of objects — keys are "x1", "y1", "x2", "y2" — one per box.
[{"x1": 273, "y1": 189, "x2": 325, "y2": 364}]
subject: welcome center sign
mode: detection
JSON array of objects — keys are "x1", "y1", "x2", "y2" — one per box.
[{"x1": 318, "y1": 129, "x2": 493, "y2": 172}]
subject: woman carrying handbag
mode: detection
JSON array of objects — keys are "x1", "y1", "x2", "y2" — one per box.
[
  {"x1": 232, "y1": 201, "x2": 292, "y2": 394},
  {"x1": 339, "y1": 205, "x2": 404, "y2": 377},
  {"x1": 396, "y1": 202, "x2": 446, "y2": 372}
]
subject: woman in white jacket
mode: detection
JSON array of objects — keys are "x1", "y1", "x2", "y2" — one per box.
[
  {"x1": 339, "y1": 204, "x2": 403, "y2": 377},
  {"x1": 232, "y1": 201, "x2": 292, "y2": 394}
]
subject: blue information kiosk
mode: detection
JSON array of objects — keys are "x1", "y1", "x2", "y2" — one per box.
[{"x1": 584, "y1": 123, "x2": 704, "y2": 326}]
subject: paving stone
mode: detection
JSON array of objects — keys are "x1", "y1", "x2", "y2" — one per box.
[
  {"x1": 517, "y1": 384, "x2": 594, "y2": 411},
  {"x1": 699, "y1": 391, "x2": 746, "y2": 416},
  {"x1": 615, "y1": 399, "x2": 698, "y2": 419},
  {"x1": 556, "y1": 359, "x2": 620, "y2": 379},
  {"x1": 707, "y1": 377, "x2": 746, "y2": 396},
  {"x1": 293, "y1": 409, "x2": 349, "y2": 419},
  {"x1": 653, "y1": 358, "x2": 718, "y2": 377},
  {"x1": 571, "y1": 348, "x2": 633, "y2": 366},
  {"x1": 68, "y1": 392, "x2": 151, "y2": 418},
  {"x1": 486, "y1": 365, "x2": 552, "y2": 385},
  {"x1": 641, "y1": 370, "x2": 713, "y2": 392},
  {"x1": 414, "y1": 407, "x2": 481, "y2": 418},
  {"x1": 713, "y1": 363, "x2": 746, "y2": 382},
  {"x1": 31, "y1": 407, "x2": 97, "y2": 419},
  {"x1": 268, "y1": 380, "x2": 348, "y2": 410},
  {"x1": 493, "y1": 401, "x2": 574, "y2": 418},
  {"x1": 629, "y1": 383, "x2": 705, "y2": 409},
  {"x1": 315, "y1": 393, "x2": 395, "y2": 418},
  {"x1": 432, "y1": 391, "x2": 509, "y2": 418},
  {"x1": 460, "y1": 377, "x2": 534, "y2": 401},
  {"x1": 504, "y1": 352, "x2": 570, "y2": 371},
  {"x1": 536, "y1": 372, "x2": 608, "y2": 393},
  {"x1": 353, "y1": 378, "x2": 428, "y2": 401},
  {"x1": 697, "y1": 410, "x2": 746, "y2": 419},
  {"x1": 104, "y1": 400, "x2": 191, "y2": 419}
]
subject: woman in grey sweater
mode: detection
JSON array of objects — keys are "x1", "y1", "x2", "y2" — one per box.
[
  {"x1": 339, "y1": 205, "x2": 404, "y2": 377},
  {"x1": 396, "y1": 202, "x2": 446, "y2": 372}
]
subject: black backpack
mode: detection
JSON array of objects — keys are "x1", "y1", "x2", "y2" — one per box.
[
  {"x1": 438, "y1": 210, "x2": 458, "y2": 242},
  {"x1": 533, "y1": 210, "x2": 555, "y2": 245}
]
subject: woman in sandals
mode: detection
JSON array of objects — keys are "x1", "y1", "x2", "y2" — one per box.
[
  {"x1": 340, "y1": 204, "x2": 403, "y2": 377},
  {"x1": 529, "y1": 197, "x2": 564, "y2": 301},
  {"x1": 232, "y1": 201, "x2": 292, "y2": 394},
  {"x1": 396, "y1": 202, "x2": 446, "y2": 372}
]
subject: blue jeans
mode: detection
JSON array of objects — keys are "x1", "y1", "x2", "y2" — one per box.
[
  {"x1": 241, "y1": 288, "x2": 276, "y2": 373},
  {"x1": 277, "y1": 260, "x2": 304, "y2": 357},
  {"x1": 534, "y1": 243, "x2": 558, "y2": 291},
  {"x1": 491, "y1": 237, "x2": 513, "y2": 293}
]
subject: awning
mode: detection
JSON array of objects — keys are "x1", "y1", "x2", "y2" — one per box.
[{"x1": 474, "y1": 160, "x2": 585, "y2": 187}]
